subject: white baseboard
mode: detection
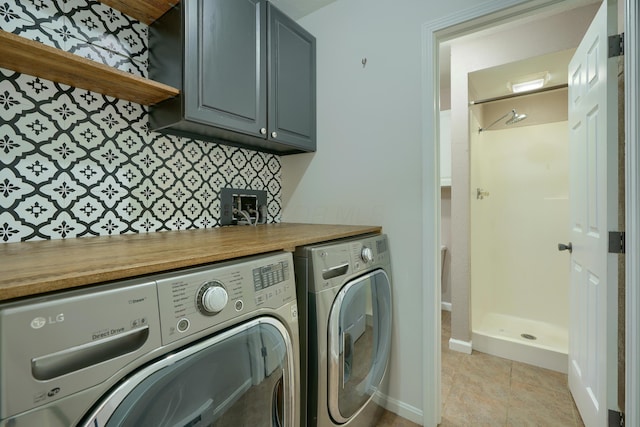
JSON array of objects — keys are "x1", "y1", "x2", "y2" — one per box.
[
  {"x1": 375, "y1": 392, "x2": 423, "y2": 425},
  {"x1": 441, "y1": 301, "x2": 452, "y2": 311},
  {"x1": 449, "y1": 338, "x2": 472, "y2": 354}
]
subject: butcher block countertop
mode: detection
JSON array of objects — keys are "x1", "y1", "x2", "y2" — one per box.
[{"x1": 0, "y1": 223, "x2": 381, "y2": 302}]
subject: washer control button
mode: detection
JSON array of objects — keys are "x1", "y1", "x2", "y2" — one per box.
[
  {"x1": 177, "y1": 318, "x2": 190, "y2": 332},
  {"x1": 197, "y1": 281, "x2": 229, "y2": 315},
  {"x1": 235, "y1": 300, "x2": 244, "y2": 311},
  {"x1": 361, "y1": 247, "x2": 374, "y2": 263}
]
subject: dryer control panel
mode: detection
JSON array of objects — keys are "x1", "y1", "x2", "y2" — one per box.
[
  {"x1": 155, "y1": 251, "x2": 296, "y2": 345},
  {"x1": 307, "y1": 234, "x2": 391, "y2": 292}
]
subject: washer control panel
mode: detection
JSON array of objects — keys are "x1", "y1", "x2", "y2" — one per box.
[{"x1": 156, "y1": 252, "x2": 295, "y2": 345}]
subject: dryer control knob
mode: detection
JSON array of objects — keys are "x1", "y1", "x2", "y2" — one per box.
[
  {"x1": 361, "y1": 247, "x2": 374, "y2": 263},
  {"x1": 198, "y1": 282, "x2": 229, "y2": 315}
]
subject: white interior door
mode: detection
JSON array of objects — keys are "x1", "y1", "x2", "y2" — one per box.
[{"x1": 567, "y1": 1, "x2": 619, "y2": 426}]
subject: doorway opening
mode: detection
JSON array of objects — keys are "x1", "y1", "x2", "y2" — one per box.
[
  {"x1": 429, "y1": 0, "x2": 626, "y2": 425},
  {"x1": 438, "y1": 1, "x2": 599, "y2": 362}
]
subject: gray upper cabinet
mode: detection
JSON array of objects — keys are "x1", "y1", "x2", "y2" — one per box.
[
  {"x1": 268, "y1": 5, "x2": 316, "y2": 151},
  {"x1": 149, "y1": 0, "x2": 316, "y2": 155}
]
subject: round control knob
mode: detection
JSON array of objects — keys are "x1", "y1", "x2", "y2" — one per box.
[
  {"x1": 361, "y1": 247, "x2": 374, "y2": 263},
  {"x1": 197, "y1": 281, "x2": 229, "y2": 315}
]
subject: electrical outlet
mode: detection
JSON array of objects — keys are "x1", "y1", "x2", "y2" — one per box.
[{"x1": 220, "y1": 188, "x2": 267, "y2": 225}]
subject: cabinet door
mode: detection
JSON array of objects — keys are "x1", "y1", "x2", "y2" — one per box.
[
  {"x1": 184, "y1": 0, "x2": 267, "y2": 137},
  {"x1": 267, "y1": 4, "x2": 316, "y2": 151}
]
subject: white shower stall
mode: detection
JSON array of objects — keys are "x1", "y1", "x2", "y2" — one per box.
[{"x1": 470, "y1": 106, "x2": 571, "y2": 373}]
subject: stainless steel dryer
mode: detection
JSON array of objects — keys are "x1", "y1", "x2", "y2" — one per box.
[
  {"x1": 0, "y1": 251, "x2": 300, "y2": 427},
  {"x1": 294, "y1": 234, "x2": 392, "y2": 427}
]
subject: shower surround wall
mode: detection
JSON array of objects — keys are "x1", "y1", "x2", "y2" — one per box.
[
  {"x1": 0, "y1": 1, "x2": 282, "y2": 243},
  {"x1": 470, "y1": 120, "x2": 570, "y2": 372}
]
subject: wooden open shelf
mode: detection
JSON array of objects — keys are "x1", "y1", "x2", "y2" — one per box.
[
  {"x1": 97, "y1": 0, "x2": 177, "y2": 25},
  {"x1": 0, "y1": 30, "x2": 179, "y2": 106}
]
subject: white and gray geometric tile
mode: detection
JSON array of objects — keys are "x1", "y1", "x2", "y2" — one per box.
[{"x1": 0, "y1": 0, "x2": 283, "y2": 243}]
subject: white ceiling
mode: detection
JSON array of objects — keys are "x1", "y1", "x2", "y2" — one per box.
[{"x1": 269, "y1": 0, "x2": 337, "y2": 20}]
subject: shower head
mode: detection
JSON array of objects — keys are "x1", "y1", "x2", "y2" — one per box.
[
  {"x1": 478, "y1": 109, "x2": 528, "y2": 132},
  {"x1": 506, "y1": 111, "x2": 527, "y2": 125}
]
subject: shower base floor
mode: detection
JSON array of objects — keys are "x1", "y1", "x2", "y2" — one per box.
[{"x1": 472, "y1": 312, "x2": 568, "y2": 373}]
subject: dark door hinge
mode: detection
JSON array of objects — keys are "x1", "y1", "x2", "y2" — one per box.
[
  {"x1": 608, "y1": 231, "x2": 625, "y2": 254},
  {"x1": 608, "y1": 33, "x2": 624, "y2": 58},
  {"x1": 609, "y1": 409, "x2": 624, "y2": 426}
]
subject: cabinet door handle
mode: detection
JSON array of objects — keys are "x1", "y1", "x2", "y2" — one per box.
[
  {"x1": 271, "y1": 131, "x2": 278, "y2": 138},
  {"x1": 260, "y1": 128, "x2": 267, "y2": 135}
]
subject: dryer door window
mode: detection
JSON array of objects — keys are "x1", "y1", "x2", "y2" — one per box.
[
  {"x1": 82, "y1": 318, "x2": 295, "y2": 427},
  {"x1": 327, "y1": 269, "x2": 392, "y2": 423}
]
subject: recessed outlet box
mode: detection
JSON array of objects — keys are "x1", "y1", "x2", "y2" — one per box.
[{"x1": 220, "y1": 188, "x2": 267, "y2": 225}]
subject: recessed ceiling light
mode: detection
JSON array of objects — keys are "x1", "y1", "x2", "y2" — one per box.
[
  {"x1": 508, "y1": 72, "x2": 550, "y2": 94},
  {"x1": 510, "y1": 78, "x2": 546, "y2": 93}
]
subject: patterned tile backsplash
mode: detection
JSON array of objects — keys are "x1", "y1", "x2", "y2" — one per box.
[{"x1": 0, "y1": 0, "x2": 283, "y2": 243}]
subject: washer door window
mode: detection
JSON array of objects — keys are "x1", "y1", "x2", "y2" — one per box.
[
  {"x1": 83, "y1": 318, "x2": 294, "y2": 427},
  {"x1": 327, "y1": 269, "x2": 392, "y2": 423}
]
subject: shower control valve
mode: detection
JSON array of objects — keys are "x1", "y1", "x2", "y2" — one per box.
[{"x1": 360, "y1": 247, "x2": 374, "y2": 263}]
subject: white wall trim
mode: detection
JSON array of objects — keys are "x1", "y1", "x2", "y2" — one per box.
[
  {"x1": 377, "y1": 392, "x2": 424, "y2": 425},
  {"x1": 449, "y1": 338, "x2": 473, "y2": 354},
  {"x1": 624, "y1": 0, "x2": 639, "y2": 425},
  {"x1": 420, "y1": 1, "x2": 620, "y2": 426},
  {"x1": 421, "y1": 15, "x2": 443, "y2": 427}
]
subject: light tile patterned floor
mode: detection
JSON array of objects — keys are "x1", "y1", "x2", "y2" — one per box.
[
  {"x1": 439, "y1": 310, "x2": 584, "y2": 426},
  {"x1": 376, "y1": 311, "x2": 585, "y2": 426},
  {"x1": 377, "y1": 410, "x2": 422, "y2": 427}
]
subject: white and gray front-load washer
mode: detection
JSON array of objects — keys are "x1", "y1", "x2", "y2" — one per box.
[
  {"x1": 0, "y1": 251, "x2": 300, "y2": 427},
  {"x1": 294, "y1": 234, "x2": 392, "y2": 427}
]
